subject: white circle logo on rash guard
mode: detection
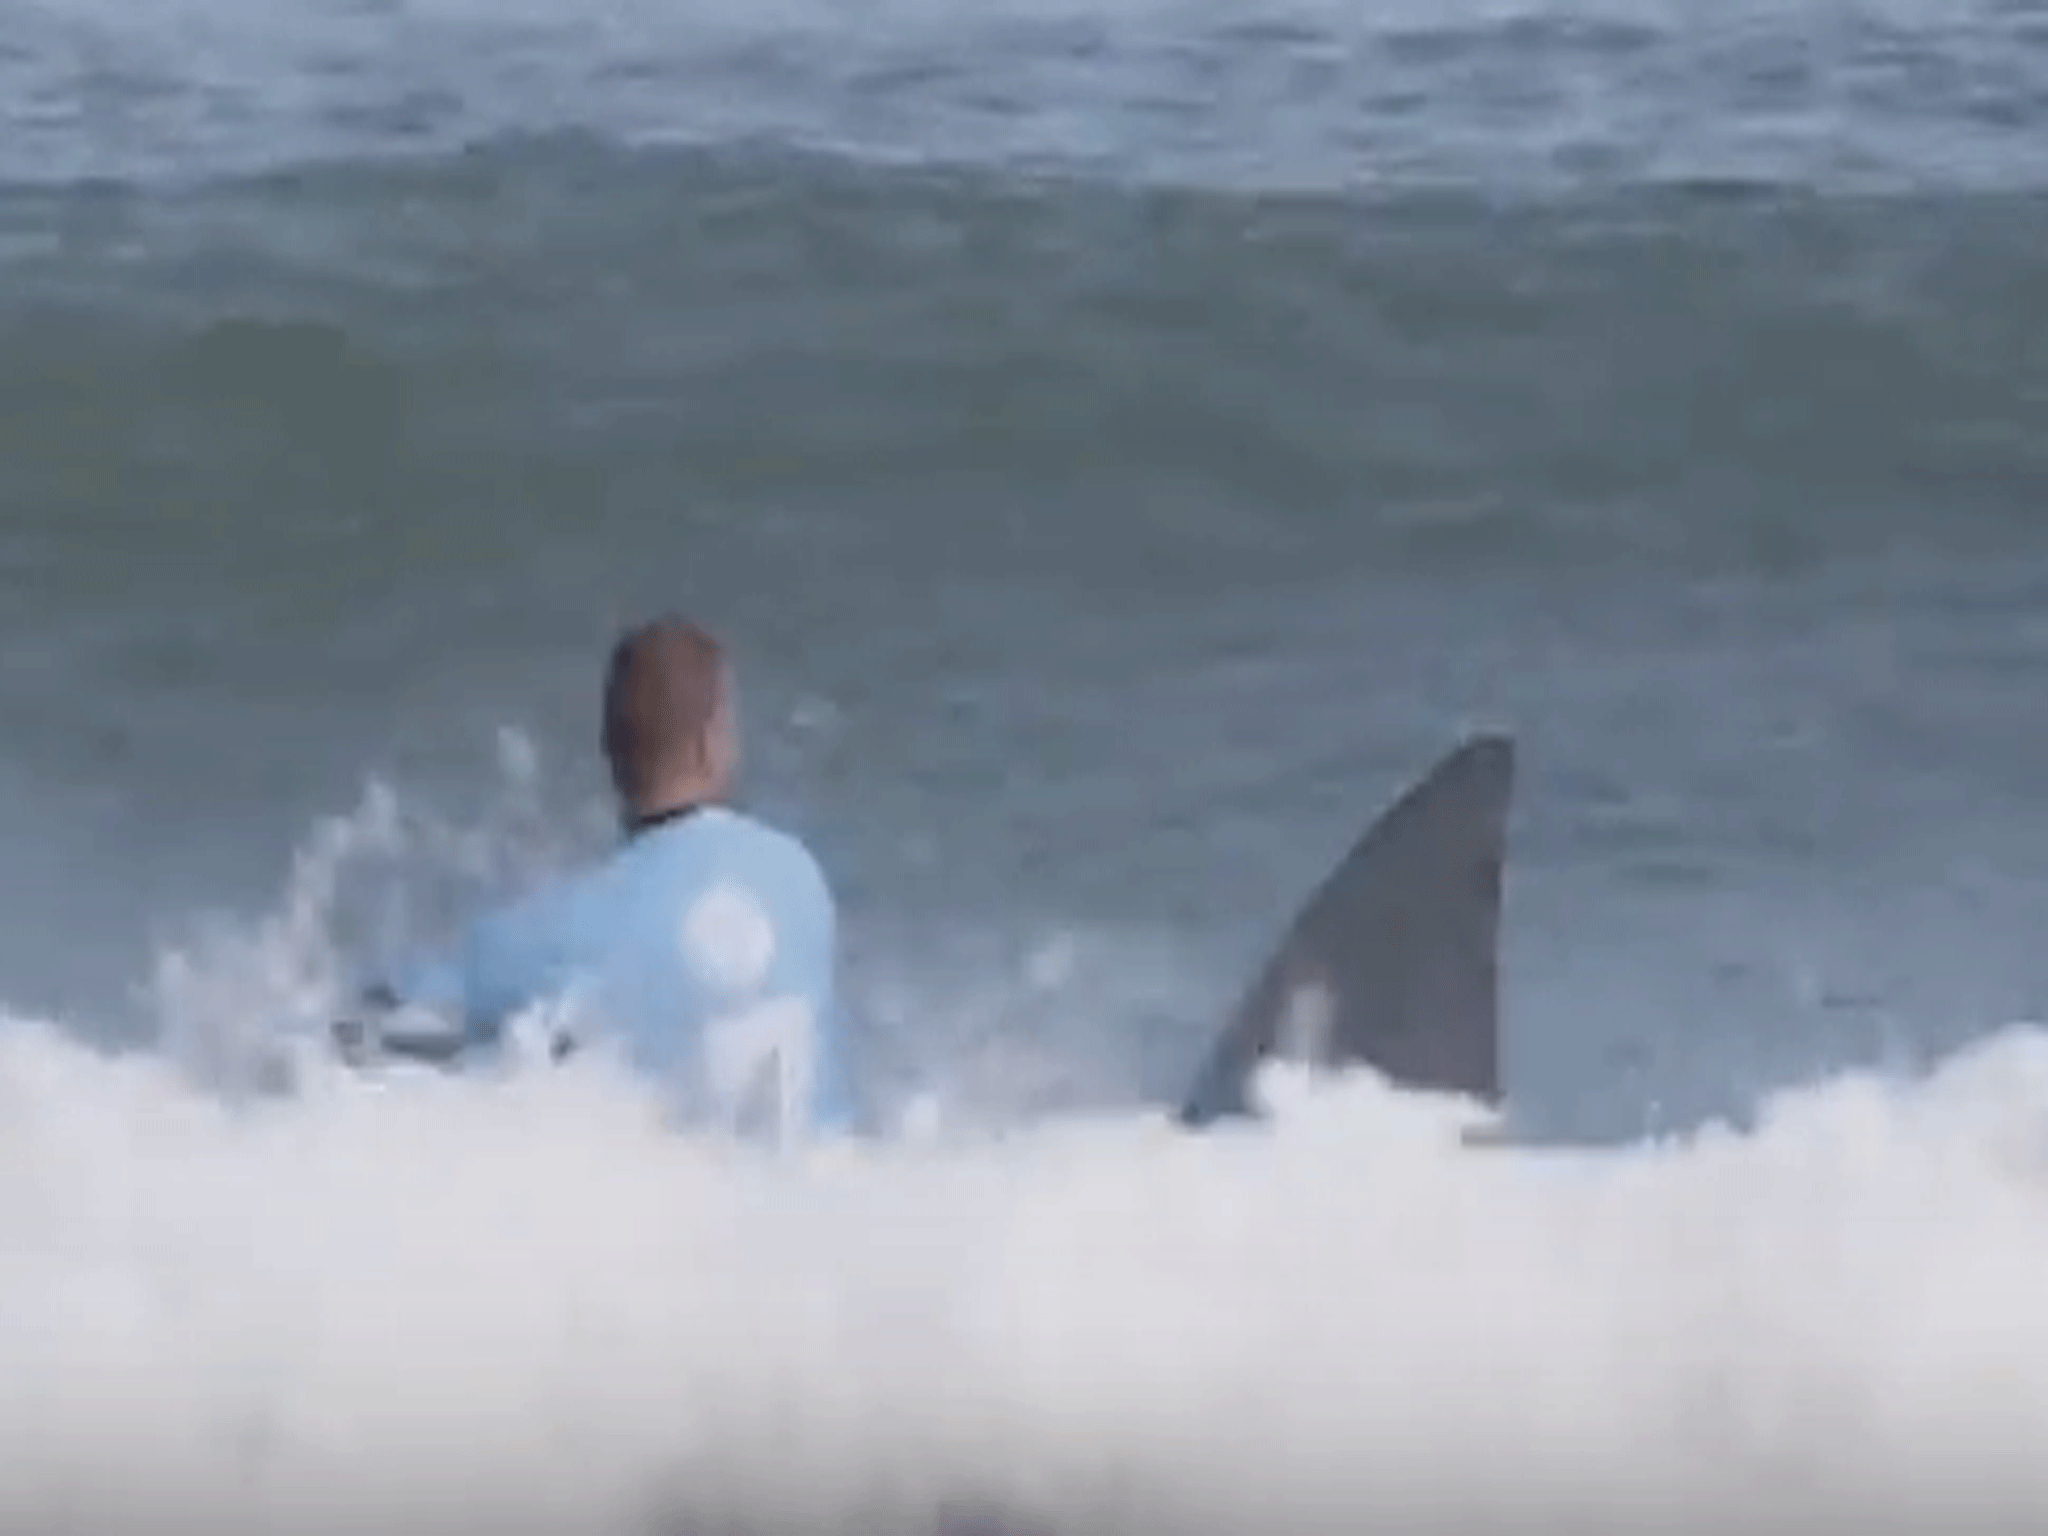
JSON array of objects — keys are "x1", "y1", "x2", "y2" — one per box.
[{"x1": 681, "y1": 882, "x2": 777, "y2": 994}]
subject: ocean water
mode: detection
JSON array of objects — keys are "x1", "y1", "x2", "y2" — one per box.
[{"x1": 5, "y1": 0, "x2": 2048, "y2": 1526}]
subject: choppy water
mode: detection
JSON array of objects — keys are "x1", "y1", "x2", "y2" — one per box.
[{"x1": 4, "y1": 0, "x2": 2048, "y2": 1527}]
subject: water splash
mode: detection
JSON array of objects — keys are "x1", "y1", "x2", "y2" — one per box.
[{"x1": 3, "y1": 1011, "x2": 2048, "y2": 1529}]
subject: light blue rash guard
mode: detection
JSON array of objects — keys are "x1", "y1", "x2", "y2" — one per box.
[{"x1": 371, "y1": 804, "x2": 854, "y2": 1139}]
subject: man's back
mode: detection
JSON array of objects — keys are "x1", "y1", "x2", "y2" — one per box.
[{"x1": 383, "y1": 807, "x2": 853, "y2": 1140}]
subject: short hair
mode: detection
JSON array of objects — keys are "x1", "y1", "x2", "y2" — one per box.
[{"x1": 601, "y1": 616, "x2": 730, "y2": 805}]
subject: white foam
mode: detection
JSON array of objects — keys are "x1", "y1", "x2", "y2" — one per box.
[{"x1": 6, "y1": 1008, "x2": 2048, "y2": 1530}]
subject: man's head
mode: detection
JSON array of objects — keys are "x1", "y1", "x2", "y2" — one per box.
[{"x1": 601, "y1": 616, "x2": 738, "y2": 822}]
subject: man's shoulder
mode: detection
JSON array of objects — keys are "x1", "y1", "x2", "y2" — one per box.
[
  {"x1": 649, "y1": 807, "x2": 833, "y2": 908},
  {"x1": 648, "y1": 809, "x2": 836, "y2": 999}
]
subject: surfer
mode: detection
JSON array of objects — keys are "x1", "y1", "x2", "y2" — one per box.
[{"x1": 334, "y1": 616, "x2": 855, "y2": 1142}]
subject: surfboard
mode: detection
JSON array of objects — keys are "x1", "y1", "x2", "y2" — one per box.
[{"x1": 1176, "y1": 734, "x2": 1514, "y2": 1128}]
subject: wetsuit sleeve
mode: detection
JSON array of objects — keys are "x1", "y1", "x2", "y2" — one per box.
[
  {"x1": 452, "y1": 886, "x2": 581, "y2": 1046},
  {"x1": 365, "y1": 884, "x2": 578, "y2": 1052},
  {"x1": 792, "y1": 851, "x2": 858, "y2": 1135}
]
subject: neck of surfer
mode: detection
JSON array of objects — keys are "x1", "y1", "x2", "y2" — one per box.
[{"x1": 623, "y1": 764, "x2": 729, "y2": 834}]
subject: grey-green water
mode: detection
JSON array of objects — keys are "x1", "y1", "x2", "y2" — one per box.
[
  {"x1": 6, "y1": 2, "x2": 2048, "y2": 1526},
  {"x1": 6, "y1": 133, "x2": 2048, "y2": 1140}
]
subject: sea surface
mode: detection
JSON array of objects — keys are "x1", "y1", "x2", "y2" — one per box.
[{"x1": 4, "y1": 0, "x2": 2048, "y2": 1527}]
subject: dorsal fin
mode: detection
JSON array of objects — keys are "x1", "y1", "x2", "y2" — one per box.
[{"x1": 1178, "y1": 734, "x2": 1514, "y2": 1127}]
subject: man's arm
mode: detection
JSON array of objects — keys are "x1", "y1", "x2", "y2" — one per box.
[{"x1": 335, "y1": 884, "x2": 586, "y2": 1070}]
